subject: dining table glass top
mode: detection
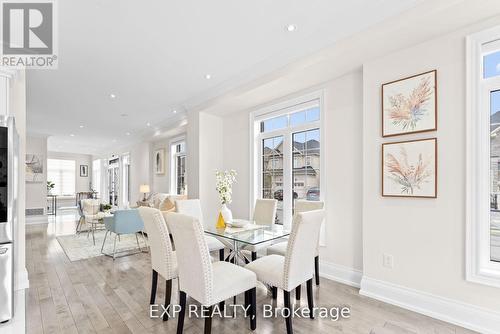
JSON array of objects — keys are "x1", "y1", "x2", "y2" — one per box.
[{"x1": 204, "y1": 221, "x2": 290, "y2": 245}]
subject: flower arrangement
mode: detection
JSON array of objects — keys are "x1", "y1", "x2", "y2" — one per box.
[
  {"x1": 385, "y1": 148, "x2": 432, "y2": 195},
  {"x1": 215, "y1": 170, "x2": 237, "y2": 205},
  {"x1": 387, "y1": 76, "x2": 433, "y2": 131},
  {"x1": 47, "y1": 181, "x2": 55, "y2": 193}
]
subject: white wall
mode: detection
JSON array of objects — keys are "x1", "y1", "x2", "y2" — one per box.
[
  {"x1": 361, "y1": 19, "x2": 500, "y2": 311},
  {"x1": 47, "y1": 151, "x2": 92, "y2": 193},
  {"x1": 219, "y1": 71, "x2": 364, "y2": 271},
  {"x1": 25, "y1": 136, "x2": 47, "y2": 213}
]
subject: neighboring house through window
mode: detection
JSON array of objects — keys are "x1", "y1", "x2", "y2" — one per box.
[
  {"x1": 467, "y1": 26, "x2": 500, "y2": 287},
  {"x1": 252, "y1": 93, "x2": 323, "y2": 229}
]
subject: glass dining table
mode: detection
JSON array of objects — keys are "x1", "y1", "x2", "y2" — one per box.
[{"x1": 205, "y1": 220, "x2": 290, "y2": 265}]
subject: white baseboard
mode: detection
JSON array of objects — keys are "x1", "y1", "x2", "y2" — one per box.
[
  {"x1": 15, "y1": 267, "x2": 29, "y2": 291},
  {"x1": 25, "y1": 215, "x2": 48, "y2": 225},
  {"x1": 319, "y1": 261, "x2": 362, "y2": 288},
  {"x1": 360, "y1": 276, "x2": 500, "y2": 334}
]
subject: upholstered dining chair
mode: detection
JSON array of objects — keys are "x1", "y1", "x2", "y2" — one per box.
[
  {"x1": 81, "y1": 198, "x2": 102, "y2": 245},
  {"x1": 267, "y1": 200, "x2": 325, "y2": 289},
  {"x1": 242, "y1": 198, "x2": 278, "y2": 261},
  {"x1": 138, "y1": 207, "x2": 178, "y2": 321},
  {"x1": 167, "y1": 212, "x2": 257, "y2": 334},
  {"x1": 245, "y1": 209, "x2": 326, "y2": 334},
  {"x1": 101, "y1": 209, "x2": 146, "y2": 259},
  {"x1": 174, "y1": 199, "x2": 226, "y2": 261}
]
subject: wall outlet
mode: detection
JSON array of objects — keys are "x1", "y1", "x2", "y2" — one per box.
[{"x1": 383, "y1": 253, "x2": 394, "y2": 269}]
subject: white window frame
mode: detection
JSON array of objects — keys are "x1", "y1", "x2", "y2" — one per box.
[
  {"x1": 466, "y1": 26, "x2": 500, "y2": 288},
  {"x1": 170, "y1": 136, "x2": 187, "y2": 195},
  {"x1": 250, "y1": 91, "x2": 325, "y2": 234}
]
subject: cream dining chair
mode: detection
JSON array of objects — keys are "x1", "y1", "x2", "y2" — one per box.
[
  {"x1": 138, "y1": 207, "x2": 178, "y2": 321},
  {"x1": 245, "y1": 209, "x2": 325, "y2": 334},
  {"x1": 242, "y1": 198, "x2": 277, "y2": 261},
  {"x1": 167, "y1": 212, "x2": 257, "y2": 334},
  {"x1": 81, "y1": 198, "x2": 103, "y2": 245},
  {"x1": 174, "y1": 199, "x2": 226, "y2": 261},
  {"x1": 267, "y1": 200, "x2": 325, "y2": 289}
]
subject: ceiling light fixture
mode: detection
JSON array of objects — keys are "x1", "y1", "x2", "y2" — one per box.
[
  {"x1": 146, "y1": 122, "x2": 151, "y2": 127},
  {"x1": 285, "y1": 24, "x2": 297, "y2": 32},
  {"x1": 70, "y1": 134, "x2": 75, "y2": 137},
  {"x1": 172, "y1": 110, "x2": 177, "y2": 114},
  {"x1": 79, "y1": 125, "x2": 84, "y2": 128},
  {"x1": 110, "y1": 93, "x2": 117, "y2": 99},
  {"x1": 126, "y1": 132, "x2": 130, "y2": 136},
  {"x1": 205, "y1": 74, "x2": 211, "y2": 80}
]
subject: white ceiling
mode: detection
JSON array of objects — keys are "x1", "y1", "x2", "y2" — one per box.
[{"x1": 26, "y1": 0, "x2": 423, "y2": 155}]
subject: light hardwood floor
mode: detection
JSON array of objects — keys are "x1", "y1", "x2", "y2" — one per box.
[{"x1": 25, "y1": 211, "x2": 477, "y2": 334}]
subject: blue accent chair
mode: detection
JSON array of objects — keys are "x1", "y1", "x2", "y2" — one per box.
[{"x1": 101, "y1": 209, "x2": 147, "y2": 259}]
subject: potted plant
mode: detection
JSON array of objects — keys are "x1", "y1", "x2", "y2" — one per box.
[
  {"x1": 102, "y1": 204, "x2": 112, "y2": 213},
  {"x1": 47, "y1": 181, "x2": 55, "y2": 195},
  {"x1": 215, "y1": 169, "x2": 237, "y2": 227}
]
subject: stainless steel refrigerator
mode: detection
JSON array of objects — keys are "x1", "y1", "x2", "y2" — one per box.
[{"x1": 0, "y1": 116, "x2": 18, "y2": 323}]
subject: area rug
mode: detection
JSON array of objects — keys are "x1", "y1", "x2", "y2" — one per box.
[{"x1": 56, "y1": 231, "x2": 147, "y2": 261}]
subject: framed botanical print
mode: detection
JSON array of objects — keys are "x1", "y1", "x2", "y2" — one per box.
[
  {"x1": 154, "y1": 149, "x2": 165, "y2": 174},
  {"x1": 382, "y1": 138, "x2": 437, "y2": 198},
  {"x1": 382, "y1": 70, "x2": 437, "y2": 137},
  {"x1": 80, "y1": 165, "x2": 89, "y2": 177}
]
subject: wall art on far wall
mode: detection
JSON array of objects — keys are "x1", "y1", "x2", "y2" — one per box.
[
  {"x1": 26, "y1": 154, "x2": 44, "y2": 183},
  {"x1": 382, "y1": 138, "x2": 437, "y2": 198},
  {"x1": 80, "y1": 164, "x2": 89, "y2": 177},
  {"x1": 382, "y1": 70, "x2": 437, "y2": 137},
  {"x1": 154, "y1": 148, "x2": 165, "y2": 175}
]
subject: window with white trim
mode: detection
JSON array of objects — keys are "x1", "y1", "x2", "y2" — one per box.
[
  {"x1": 467, "y1": 27, "x2": 500, "y2": 287},
  {"x1": 47, "y1": 159, "x2": 76, "y2": 196},
  {"x1": 253, "y1": 97, "x2": 322, "y2": 228},
  {"x1": 170, "y1": 140, "x2": 187, "y2": 195}
]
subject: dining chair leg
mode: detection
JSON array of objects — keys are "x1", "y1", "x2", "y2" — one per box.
[
  {"x1": 249, "y1": 287, "x2": 256, "y2": 330},
  {"x1": 150, "y1": 270, "x2": 158, "y2": 305},
  {"x1": 163, "y1": 279, "x2": 172, "y2": 321},
  {"x1": 177, "y1": 291, "x2": 187, "y2": 334},
  {"x1": 101, "y1": 230, "x2": 109, "y2": 254},
  {"x1": 271, "y1": 286, "x2": 277, "y2": 300},
  {"x1": 219, "y1": 300, "x2": 225, "y2": 312},
  {"x1": 244, "y1": 291, "x2": 249, "y2": 316},
  {"x1": 283, "y1": 290, "x2": 293, "y2": 334},
  {"x1": 219, "y1": 249, "x2": 224, "y2": 261},
  {"x1": 112, "y1": 234, "x2": 118, "y2": 260},
  {"x1": 204, "y1": 305, "x2": 213, "y2": 334},
  {"x1": 92, "y1": 222, "x2": 96, "y2": 246},
  {"x1": 251, "y1": 251, "x2": 257, "y2": 262},
  {"x1": 295, "y1": 285, "x2": 301, "y2": 301},
  {"x1": 135, "y1": 233, "x2": 142, "y2": 252},
  {"x1": 306, "y1": 278, "x2": 314, "y2": 319},
  {"x1": 315, "y1": 256, "x2": 320, "y2": 286}
]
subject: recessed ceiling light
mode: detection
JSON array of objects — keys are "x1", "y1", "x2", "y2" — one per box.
[
  {"x1": 173, "y1": 110, "x2": 177, "y2": 114},
  {"x1": 146, "y1": 122, "x2": 151, "y2": 127},
  {"x1": 110, "y1": 93, "x2": 117, "y2": 99},
  {"x1": 205, "y1": 74, "x2": 211, "y2": 80},
  {"x1": 126, "y1": 132, "x2": 130, "y2": 136},
  {"x1": 70, "y1": 134, "x2": 75, "y2": 137},
  {"x1": 285, "y1": 24, "x2": 297, "y2": 32},
  {"x1": 79, "y1": 125, "x2": 84, "y2": 128}
]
